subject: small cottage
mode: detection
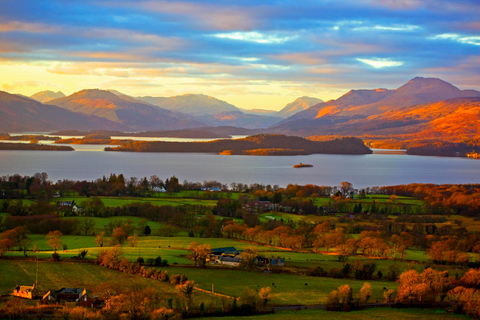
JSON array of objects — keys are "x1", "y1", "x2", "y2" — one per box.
[{"x1": 13, "y1": 283, "x2": 38, "y2": 299}]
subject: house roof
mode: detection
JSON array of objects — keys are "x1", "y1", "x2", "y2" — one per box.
[
  {"x1": 15, "y1": 284, "x2": 36, "y2": 292},
  {"x1": 56, "y1": 287, "x2": 83, "y2": 295},
  {"x1": 43, "y1": 291, "x2": 56, "y2": 300},
  {"x1": 211, "y1": 247, "x2": 238, "y2": 254},
  {"x1": 220, "y1": 256, "x2": 241, "y2": 262}
]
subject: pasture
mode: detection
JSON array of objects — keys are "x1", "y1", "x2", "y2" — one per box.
[
  {"x1": 0, "y1": 260, "x2": 218, "y2": 308},
  {"x1": 199, "y1": 307, "x2": 470, "y2": 320},
  {"x1": 60, "y1": 196, "x2": 218, "y2": 207},
  {"x1": 165, "y1": 266, "x2": 396, "y2": 306}
]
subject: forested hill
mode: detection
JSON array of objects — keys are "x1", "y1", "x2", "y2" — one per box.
[{"x1": 105, "y1": 134, "x2": 372, "y2": 155}]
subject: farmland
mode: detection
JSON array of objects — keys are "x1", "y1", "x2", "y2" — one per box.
[{"x1": 1, "y1": 178, "x2": 480, "y2": 319}]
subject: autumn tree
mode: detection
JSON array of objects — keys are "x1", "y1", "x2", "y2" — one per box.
[
  {"x1": 340, "y1": 181, "x2": 353, "y2": 197},
  {"x1": 0, "y1": 226, "x2": 28, "y2": 256},
  {"x1": 240, "y1": 247, "x2": 258, "y2": 269},
  {"x1": 95, "y1": 232, "x2": 105, "y2": 247},
  {"x1": 46, "y1": 230, "x2": 62, "y2": 253},
  {"x1": 128, "y1": 234, "x2": 139, "y2": 247},
  {"x1": 187, "y1": 242, "x2": 211, "y2": 267},
  {"x1": 338, "y1": 284, "x2": 353, "y2": 310},
  {"x1": 396, "y1": 268, "x2": 451, "y2": 304},
  {"x1": 258, "y1": 287, "x2": 271, "y2": 308},
  {"x1": 111, "y1": 227, "x2": 127, "y2": 245},
  {"x1": 359, "y1": 282, "x2": 372, "y2": 304},
  {"x1": 176, "y1": 280, "x2": 195, "y2": 310}
]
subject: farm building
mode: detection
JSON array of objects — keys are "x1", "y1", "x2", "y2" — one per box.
[
  {"x1": 257, "y1": 257, "x2": 285, "y2": 267},
  {"x1": 13, "y1": 283, "x2": 38, "y2": 299},
  {"x1": 42, "y1": 291, "x2": 56, "y2": 304},
  {"x1": 42, "y1": 288, "x2": 94, "y2": 306}
]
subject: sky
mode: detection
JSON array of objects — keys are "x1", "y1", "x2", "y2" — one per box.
[{"x1": 0, "y1": 0, "x2": 479, "y2": 110}]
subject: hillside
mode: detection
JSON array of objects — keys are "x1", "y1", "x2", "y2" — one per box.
[
  {"x1": 106, "y1": 134, "x2": 372, "y2": 155},
  {"x1": 199, "y1": 111, "x2": 283, "y2": 129},
  {"x1": 48, "y1": 89, "x2": 205, "y2": 131},
  {"x1": 276, "y1": 96, "x2": 324, "y2": 118},
  {"x1": 30, "y1": 90, "x2": 66, "y2": 103},
  {"x1": 271, "y1": 77, "x2": 480, "y2": 137},
  {"x1": 137, "y1": 94, "x2": 240, "y2": 117},
  {"x1": 0, "y1": 91, "x2": 125, "y2": 132}
]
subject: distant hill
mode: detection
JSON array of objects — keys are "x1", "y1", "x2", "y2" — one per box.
[
  {"x1": 276, "y1": 96, "x2": 324, "y2": 118},
  {"x1": 106, "y1": 134, "x2": 372, "y2": 155},
  {"x1": 199, "y1": 111, "x2": 283, "y2": 129},
  {"x1": 137, "y1": 94, "x2": 240, "y2": 117},
  {"x1": 0, "y1": 91, "x2": 124, "y2": 133},
  {"x1": 362, "y1": 97, "x2": 480, "y2": 140},
  {"x1": 51, "y1": 126, "x2": 260, "y2": 138},
  {"x1": 48, "y1": 89, "x2": 205, "y2": 131},
  {"x1": 239, "y1": 108, "x2": 278, "y2": 117},
  {"x1": 271, "y1": 77, "x2": 480, "y2": 136},
  {"x1": 30, "y1": 90, "x2": 66, "y2": 103}
]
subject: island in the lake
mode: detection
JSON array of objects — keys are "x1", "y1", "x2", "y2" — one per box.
[
  {"x1": 293, "y1": 163, "x2": 313, "y2": 168},
  {"x1": 0, "y1": 142, "x2": 73, "y2": 151},
  {"x1": 105, "y1": 134, "x2": 372, "y2": 156}
]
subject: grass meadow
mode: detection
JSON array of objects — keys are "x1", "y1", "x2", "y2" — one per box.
[
  {"x1": 0, "y1": 260, "x2": 219, "y2": 308},
  {"x1": 61, "y1": 196, "x2": 218, "y2": 207},
  {"x1": 165, "y1": 265, "x2": 395, "y2": 305},
  {"x1": 198, "y1": 307, "x2": 470, "y2": 320}
]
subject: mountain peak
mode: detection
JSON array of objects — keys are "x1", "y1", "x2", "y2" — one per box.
[
  {"x1": 276, "y1": 96, "x2": 324, "y2": 118},
  {"x1": 138, "y1": 93, "x2": 240, "y2": 117},
  {"x1": 30, "y1": 90, "x2": 66, "y2": 103}
]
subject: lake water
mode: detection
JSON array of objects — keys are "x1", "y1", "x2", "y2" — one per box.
[{"x1": 0, "y1": 146, "x2": 478, "y2": 188}]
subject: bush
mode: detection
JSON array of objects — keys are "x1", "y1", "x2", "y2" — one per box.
[
  {"x1": 155, "y1": 256, "x2": 162, "y2": 266},
  {"x1": 51, "y1": 253, "x2": 60, "y2": 261},
  {"x1": 137, "y1": 257, "x2": 144, "y2": 264},
  {"x1": 307, "y1": 266, "x2": 327, "y2": 277},
  {"x1": 78, "y1": 249, "x2": 88, "y2": 259},
  {"x1": 329, "y1": 268, "x2": 344, "y2": 278},
  {"x1": 146, "y1": 258, "x2": 155, "y2": 266}
]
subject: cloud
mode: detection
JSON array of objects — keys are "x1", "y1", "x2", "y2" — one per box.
[
  {"x1": 0, "y1": 21, "x2": 58, "y2": 33},
  {"x1": 212, "y1": 31, "x2": 296, "y2": 44},
  {"x1": 353, "y1": 24, "x2": 420, "y2": 32},
  {"x1": 357, "y1": 58, "x2": 403, "y2": 68},
  {"x1": 431, "y1": 33, "x2": 480, "y2": 46},
  {"x1": 1, "y1": 80, "x2": 56, "y2": 92},
  {"x1": 134, "y1": 1, "x2": 260, "y2": 30},
  {"x1": 272, "y1": 52, "x2": 326, "y2": 65}
]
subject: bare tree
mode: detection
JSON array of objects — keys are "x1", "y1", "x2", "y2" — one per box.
[
  {"x1": 46, "y1": 230, "x2": 62, "y2": 253},
  {"x1": 80, "y1": 217, "x2": 96, "y2": 236}
]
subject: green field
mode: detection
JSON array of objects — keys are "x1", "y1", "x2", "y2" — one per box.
[
  {"x1": 199, "y1": 307, "x2": 470, "y2": 320},
  {"x1": 60, "y1": 196, "x2": 218, "y2": 207},
  {"x1": 165, "y1": 266, "x2": 396, "y2": 306}
]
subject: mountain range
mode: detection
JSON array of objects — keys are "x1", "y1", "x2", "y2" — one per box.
[
  {"x1": 271, "y1": 77, "x2": 480, "y2": 140},
  {"x1": 0, "y1": 91, "x2": 124, "y2": 132},
  {"x1": 1, "y1": 77, "x2": 479, "y2": 144}
]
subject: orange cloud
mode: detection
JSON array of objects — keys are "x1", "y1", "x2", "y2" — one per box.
[
  {"x1": 0, "y1": 21, "x2": 58, "y2": 33},
  {"x1": 272, "y1": 52, "x2": 327, "y2": 65},
  {"x1": 137, "y1": 1, "x2": 259, "y2": 30}
]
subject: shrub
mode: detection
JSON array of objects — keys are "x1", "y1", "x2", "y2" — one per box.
[
  {"x1": 307, "y1": 266, "x2": 327, "y2": 277},
  {"x1": 137, "y1": 257, "x2": 144, "y2": 264}
]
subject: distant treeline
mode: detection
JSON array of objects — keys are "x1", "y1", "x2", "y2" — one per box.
[
  {"x1": 0, "y1": 143, "x2": 73, "y2": 151},
  {"x1": 407, "y1": 141, "x2": 480, "y2": 157},
  {"x1": 105, "y1": 134, "x2": 372, "y2": 155}
]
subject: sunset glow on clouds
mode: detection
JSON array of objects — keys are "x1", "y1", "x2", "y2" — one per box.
[{"x1": 0, "y1": 0, "x2": 479, "y2": 110}]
